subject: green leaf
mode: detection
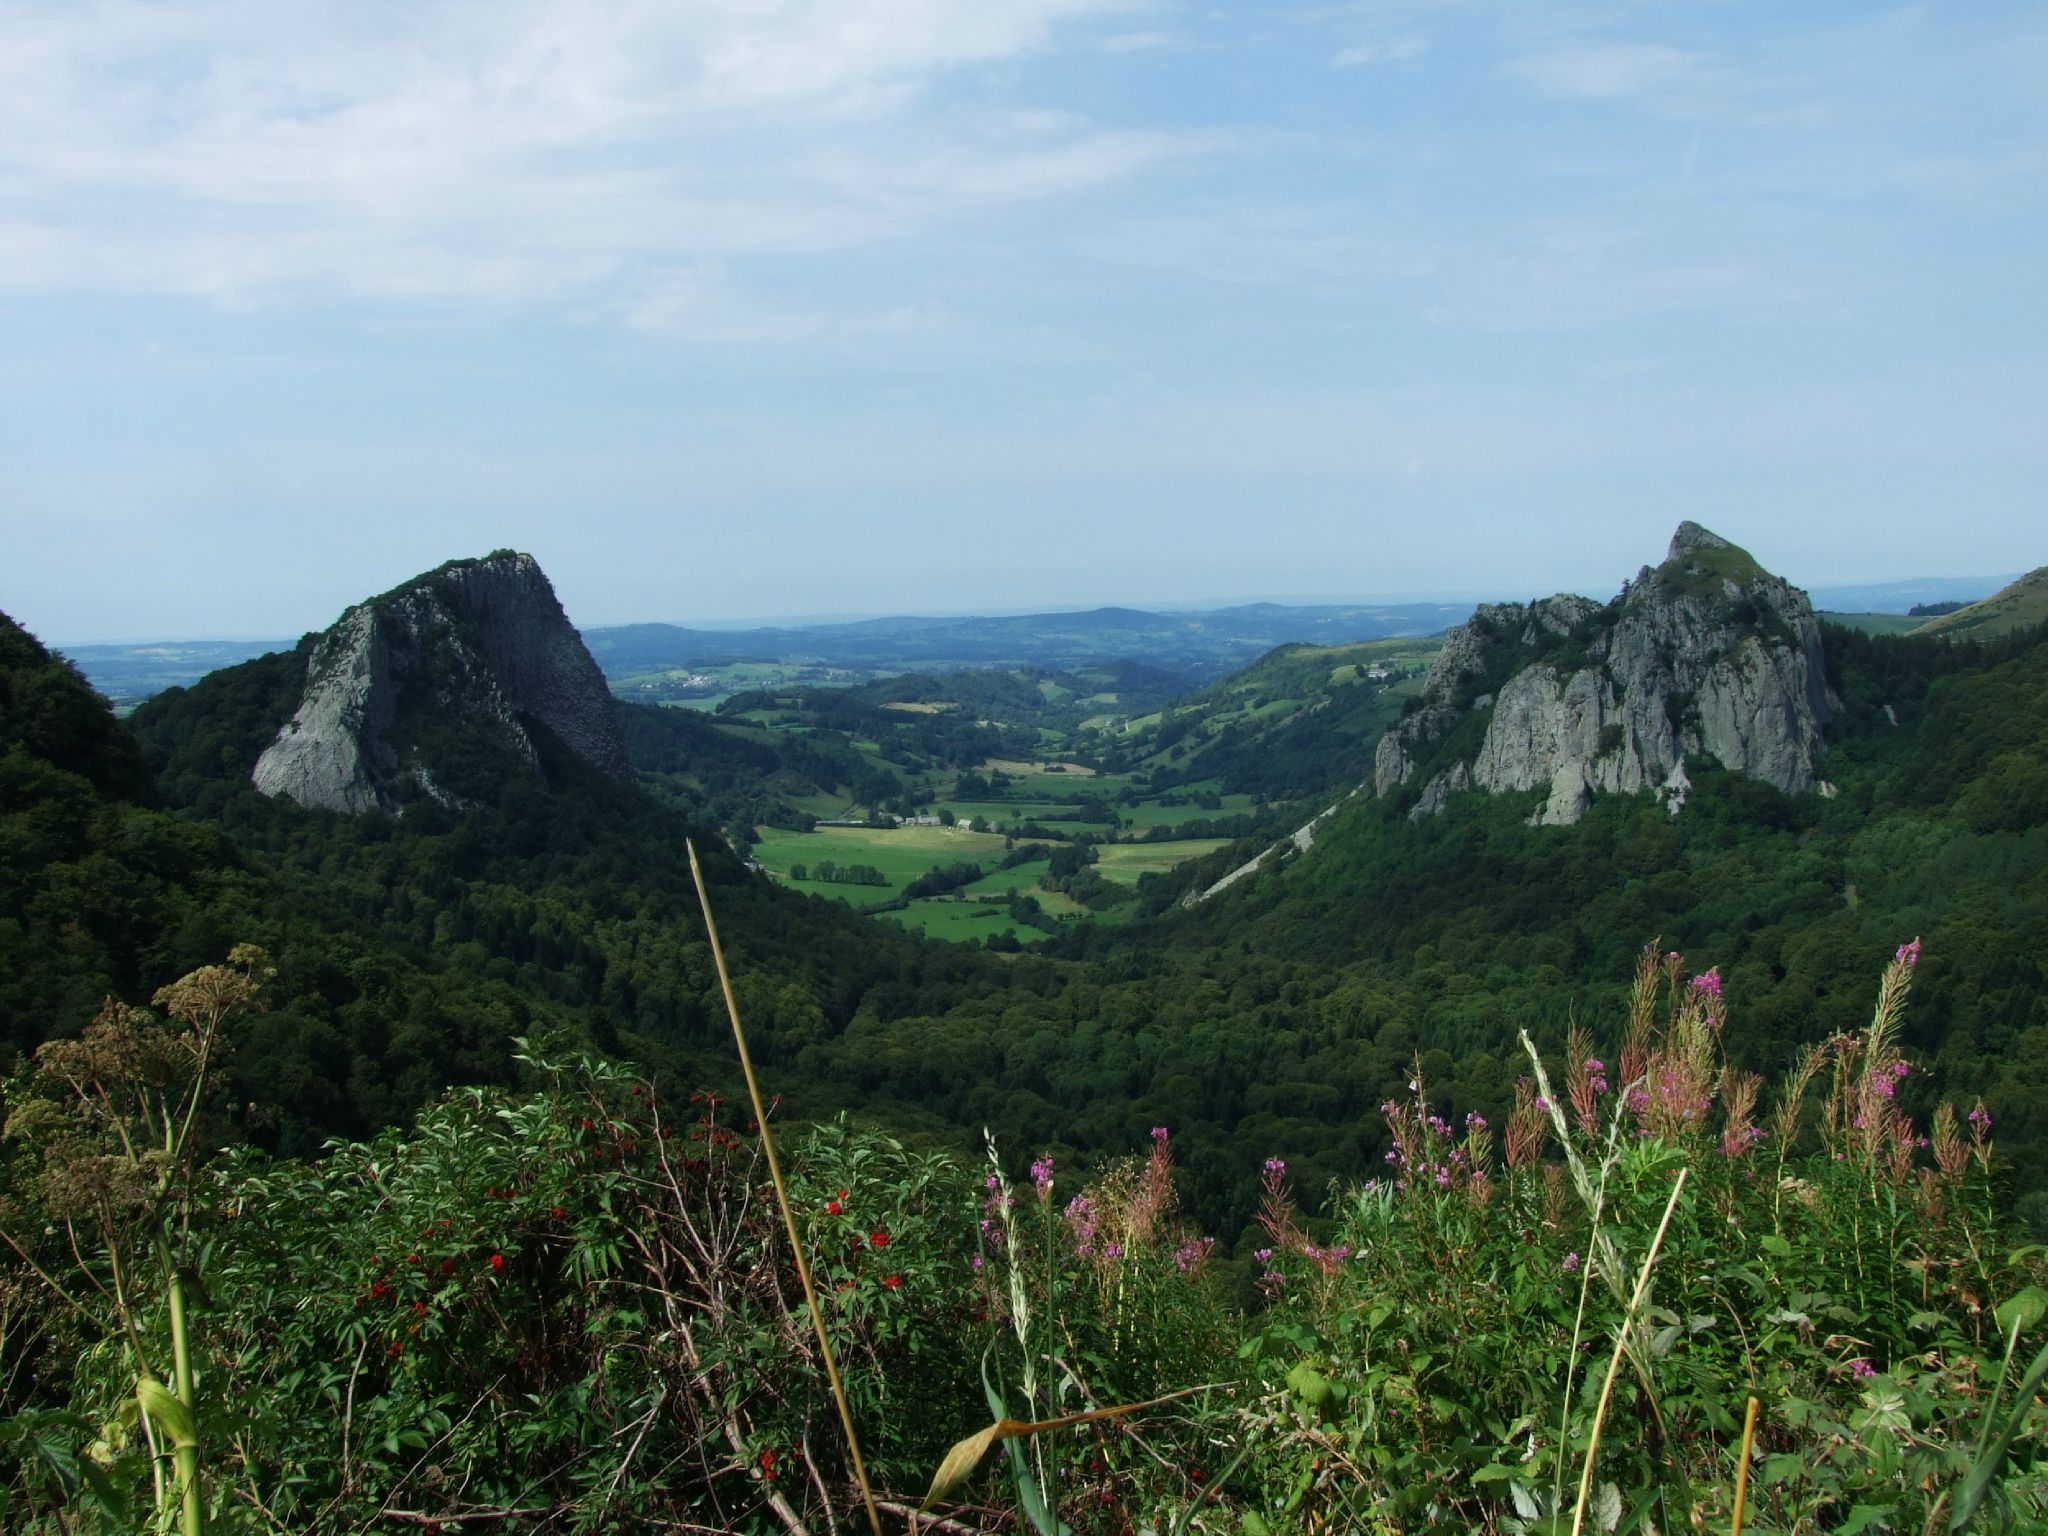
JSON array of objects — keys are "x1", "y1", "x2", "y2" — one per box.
[
  {"x1": 1285, "y1": 1362, "x2": 1333, "y2": 1414},
  {"x1": 1763, "y1": 1453, "x2": 1806, "y2": 1486},
  {"x1": 1993, "y1": 1286, "x2": 2048, "y2": 1338},
  {"x1": 135, "y1": 1381, "x2": 197, "y2": 1451},
  {"x1": 1760, "y1": 1234, "x2": 1793, "y2": 1258}
]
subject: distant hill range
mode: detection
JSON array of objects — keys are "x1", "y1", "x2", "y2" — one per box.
[
  {"x1": 52, "y1": 567, "x2": 2036, "y2": 711},
  {"x1": 1809, "y1": 574, "x2": 2021, "y2": 614},
  {"x1": 1909, "y1": 567, "x2": 2048, "y2": 640},
  {"x1": 580, "y1": 601, "x2": 1474, "y2": 683}
]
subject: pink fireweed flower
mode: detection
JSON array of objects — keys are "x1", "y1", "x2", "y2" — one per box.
[
  {"x1": 1151, "y1": 1125, "x2": 1170, "y2": 1142},
  {"x1": 1263, "y1": 1157, "x2": 1287, "y2": 1177},
  {"x1": 1562, "y1": 1251, "x2": 1581, "y2": 1273},
  {"x1": 1896, "y1": 937, "x2": 1921, "y2": 968},
  {"x1": 1029, "y1": 1155, "x2": 1054, "y2": 1195},
  {"x1": 1690, "y1": 969, "x2": 1723, "y2": 998},
  {"x1": 1174, "y1": 1237, "x2": 1215, "y2": 1273},
  {"x1": 1849, "y1": 1358, "x2": 1877, "y2": 1380}
]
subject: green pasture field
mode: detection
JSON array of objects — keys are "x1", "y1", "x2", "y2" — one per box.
[
  {"x1": 1093, "y1": 839, "x2": 1230, "y2": 883},
  {"x1": 1114, "y1": 794, "x2": 1255, "y2": 830},
  {"x1": 880, "y1": 901, "x2": 1025, "y2": 943},
  {"x1": 1820, "y1": 611, "x2": 1928, "y2": 636},
  {"x1": 751, "y1": 823, "x2": 1011, "y2": 898},
  {"x1": 960, "y1": 861, "x2": 1052, "y2": 897},
  {"x1": 983, "y1": 757, "x2": 1099, "y2": 782}
]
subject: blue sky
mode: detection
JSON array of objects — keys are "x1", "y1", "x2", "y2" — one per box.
[{"x1": 2, "y1": 1, "x2": 2043, "y2": 641}]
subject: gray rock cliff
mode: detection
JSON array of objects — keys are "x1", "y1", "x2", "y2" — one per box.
[
  {"x1": 1375, "y1": 523, "x2": 1837, "y2": 825},
  {"x1": 253, "y1": 551, "x2": 628, "y2": 814}
]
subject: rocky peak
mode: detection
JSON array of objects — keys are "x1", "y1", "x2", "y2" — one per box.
[
  {"x1": 1667, "y1": 520, "x2": 1733, "y2": 560},
  {"x1": 252, "y1": 551, "x2": 627, "y2": 815},
  {"x1": 1375, "y1": 523, "x2": 1837, "y2": 825}
]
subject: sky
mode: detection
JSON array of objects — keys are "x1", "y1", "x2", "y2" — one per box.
[{"x1": 2, "y1": 1, "x2": 2044, "y2": 643}]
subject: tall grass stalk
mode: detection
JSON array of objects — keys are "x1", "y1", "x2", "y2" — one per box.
[
  {"x1": 1522, "y1": 1028, "x2": 1645, "y2": 1520},
  {"x1": 1730, "y1": 1394, "x2": 1760, "y2": 1536},
  {"x1": 688, "y1": 841, "x2": 885, "y2": 1536},
  {"x1": 1571, "y1": 1167, "x2": 1690, "y2": 1536}
]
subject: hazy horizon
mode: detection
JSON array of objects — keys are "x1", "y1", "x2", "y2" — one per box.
[{"x1": 39, "y1": 567, "x2": 2025, "y2": 650}]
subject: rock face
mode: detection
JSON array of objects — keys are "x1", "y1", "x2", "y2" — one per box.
[
  {"x1": 253, "y1": 551, "x2": 628, "y2": 815},
  {"x1": 1376, "y1": 523, "x2": 1836, "y2": 825}
]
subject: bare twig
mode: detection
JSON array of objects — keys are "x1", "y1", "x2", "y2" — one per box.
[{"x1": 876, "y1": 1501, "x2": 984, "y2": 1534}]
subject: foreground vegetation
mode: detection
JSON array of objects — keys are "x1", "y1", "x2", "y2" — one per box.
[{"x1": 4, "y1": 941, "x2": 2044, "y2": 1533}]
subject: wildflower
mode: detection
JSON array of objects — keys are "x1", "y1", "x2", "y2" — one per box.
[
  {"x1": 1970, "y1": 1104, "x2": 1993, "y2": 1135},
  {"x1": 551, "y1": 1205, "x2": 566, "y2": 1221},
  {"x1": 838, "y1": 1187, "x2": 848, "y2": 1199},
  {"x1": 1896, "y1": 937, "x2": 1921, "y2": 968},
  {"x1": 1254, "y1": 1248, "x2": 1274, "y2": 1263},
  {"x1": 1562, "y1": 1252, "x2": 1581, "y2": 1274},
  {"x1": 972, "y1": 1254, "x2": 983, "y2": 1270},
  {"x1": 1151, "y1": 1125, "x2": 1170, "y2": 1142},
  {"x1": 1850, "y1": 1358, "x2": 1877, "y2": 1380},
  {"x1": 826, "y1": 1199, "x2": 843, "y2": 1216},
  {"x1": 882, "y1": 1274, "x2": 902, "y2": 1290},
  {"x1": 869, "y1": 1229, "x2": 890, "y2": 1249},
  {"x1": 1030, "y1": 1155, "x2": 1054, "y2": 1195},
  {"x1": 489, "y1": 1253, "x2": 505, "y2": 1272},
  {"x1": 1690, "y1": 969, "x2": 1723, "y2": 998},
  {"x1": 1465, "y1": 1111, "x2": 1488, "y2": 1130},
  {"x1": 760, "y1": 1448, "x2": 778, "y2": 1483},
  {"x1": 1263, "y1": 1157, "x2": 1287, "y2": 1177}
]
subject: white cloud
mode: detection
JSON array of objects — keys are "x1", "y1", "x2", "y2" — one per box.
[
  {"x1": 1333, "y1": 36, "x2": 1427, "y2": 68},
  {"x1": 1510, "y1": 42, "x2": 1705, "y2": 101},
  {"x1": 0, "y1": 0, "x2": 1173, "y2": 314}
]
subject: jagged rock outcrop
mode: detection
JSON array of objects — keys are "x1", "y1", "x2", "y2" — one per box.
[
  {"x1": 254, "y1": 551, "x2": 627, "y2": 814},
  {"x1": 1376, "y1": 523, "x2": 1836, "y2": 825}
]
